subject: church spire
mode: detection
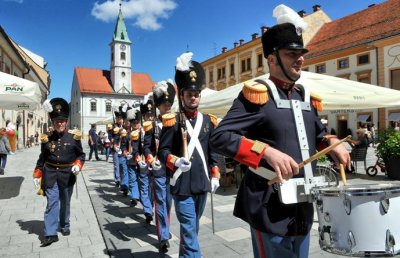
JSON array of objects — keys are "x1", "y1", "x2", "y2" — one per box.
[{"x1": 113, "y1": 3, "x2": 131, "y2": 43}]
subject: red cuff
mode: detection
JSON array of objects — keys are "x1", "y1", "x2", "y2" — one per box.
[
  {"x1": 234, "y1": 138, "x2": 267, "y2": 169},
  {"x1": 211, "y1": 166, "x2": 220, "y2": 179},
  {"x1": 33, "y1": 168, "x2": 42, "y2": 178},
  {"x1": 167, "y1": 154, "x2": 177, "y2": 172},
  {"x1": 147, "y1": 154, "x2": 155, "y2": 164},
  {"x1": 73, "y1": 160, "x2": 84, "y2": 170}
]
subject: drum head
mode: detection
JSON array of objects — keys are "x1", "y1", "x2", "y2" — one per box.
[{"x1": 315, "y1": 183, "x2": 400, "y2": 197}]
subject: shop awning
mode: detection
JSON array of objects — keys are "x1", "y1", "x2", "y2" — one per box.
[
  {"x1": 388, "y1": 112, "x2": 400, "y2": 122},
  {"x1": 0, "y1": 72, "x2": 41, "y2": 111},
  {"x1": 357, "y1": 114, "x2": 370, "y2": 122}
]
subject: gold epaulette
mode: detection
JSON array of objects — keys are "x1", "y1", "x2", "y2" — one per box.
[
  {"x1": 68, "y1": 129, "x2": 82, "y2": 140},
  {"x1": 162, "y1": 113, "x2": 176, "y2": 127},
  {"x1": 113, "y1": 127, "x2": 120, "y2": 134},
  {"x1": 242, "y1": 81, "x2": 268, "y2": 105},
  {"x1": 130, "y1": 130, "x2": 139, "y2": 141},
  {"x1": 208, "y1": 114, "x2": 218, "y2": 127},
  {"x1": 143, "y1": 121, "x2": 153, "y2": 132},
  {"x1": 310, "y1": 92, "x2": 323, "y2": 112},
  {"x1": 40, "y1": 133, "x2": 49, "y2": 143}
]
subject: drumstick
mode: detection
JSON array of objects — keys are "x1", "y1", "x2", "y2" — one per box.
[
  {"x1": 267, "y1": 135, "x2": 351, "y2": 186},
  {"x1": 339, "y1": 163, "x2": 347, "y2": 186}
]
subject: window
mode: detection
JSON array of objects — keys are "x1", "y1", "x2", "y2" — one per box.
[
  {"x1": 356, "y1": 70, "x2": 371, "y2": 84},
  {"x1": 217, "y1": 67, "x2": 226, "y2": 80},
  {"x1": 257, "y1": 54, "x2": 263, "y2": 68},
  {"x1": 230, "y1": 63, "x2": 234, "y2": 76},
  {"x1": 337, "y1": 58, "x2": 349, "y2": 69},
  {"x1": 209, "y1": 71, "x2": 213, "y2": 83},
  {"x1": 90, "y1": 101, "x2": 97, "y2": 112},
  {"x1": 106, "y1": 102, "x2": 112, "y2": 112},
  {"x1": 120, "y1": 52, "x2": 126, "y2": 61},
  {"x1": 391, "y1": 69, "x2": 400, "y2": 91},
  {"x1": 241, "y1": 57, "x2": 251, "y2": 73},
  {"x1": 316, "y1": 64, "x2": 326, "y2": 74},
  {"x1": 357, "y1": 54, "x2": 370, "y2": 65}
]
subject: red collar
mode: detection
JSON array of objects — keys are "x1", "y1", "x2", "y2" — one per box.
[
  {"x1": 269, "y1": 76, "x2": 294, "y2": 90},
  {"x1": 184, "y1": 110, "x2": 198, "y2": 119}
]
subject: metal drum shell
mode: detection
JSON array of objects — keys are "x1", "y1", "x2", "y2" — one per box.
[{"x1": 314, "y1": 183, "x2": 400, "y2": 256}]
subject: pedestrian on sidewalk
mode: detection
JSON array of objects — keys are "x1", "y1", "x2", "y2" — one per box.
[
  {"x1": 143, "y1": 80, "x2": 176, "y2": 252},
  {"x1": 210, "y1": 5, "x2": 350, "y2": 258},
  {"x1": 158, "y1": 52, "x2": 221, "y2": 258},
  {"x1": 32, "y1": 98, "x2": 85, "y2": 247},
  {"x1": 0, "y1": 128, "x2": 11, "y2": 175},
  {"x1": 88, "y1": 124, "x2": 101, "y2": 161}
]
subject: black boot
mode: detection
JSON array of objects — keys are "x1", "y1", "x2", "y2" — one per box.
[{"x1": 41, "y1": 235, "x2": 59, "y2": 247}]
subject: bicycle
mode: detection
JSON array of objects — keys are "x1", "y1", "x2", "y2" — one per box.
[
  {"x1": 366, "y1": 157, "x2": 386, "y2": 176},
  {"x1": 315, "y1": 164, "x2": 339, "y2": 186}
]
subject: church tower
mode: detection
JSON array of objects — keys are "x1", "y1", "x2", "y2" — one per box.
[{"x1": 110, "y1": 5, "x2": 132, "y2": 93}]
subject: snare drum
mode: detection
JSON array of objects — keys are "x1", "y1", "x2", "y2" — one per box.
[{"x1": 314, "y1": 183, "x2": 400, "y2": 256}]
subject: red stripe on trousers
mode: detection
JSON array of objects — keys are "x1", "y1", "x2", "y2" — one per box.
[{"x1": 256, "y1": 229, "x2": 267, "y2": 258}]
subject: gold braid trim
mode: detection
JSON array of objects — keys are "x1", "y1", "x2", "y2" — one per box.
[
  {"x1": 242, "y1": 81, "x2": 268, "y2": 105},
  {"x1": 208, "y1": 114, "x2": 218, "y2": 127},
  {"x1": 162, "y1": 113, "x2": 176, "y2": 127},
  {"x1": 143, "y1": 121, "x2": 153, "y2": 132}
]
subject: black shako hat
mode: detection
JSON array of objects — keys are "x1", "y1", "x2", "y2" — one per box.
[
  {"x1": 140, "y1": 98, "x2": 155, "y2": 115},
  {"x1": 153, "y1": 80, "x2": 176, "y2": 107},
  {"x1": 174, "y1": 52, "x2": 205, "y2": 94},
  {"x1": 127, "y1": 108, "x2": 141, "y2": 122},
  {"x1": 48, "y1": 98, "x2": 69, "y2": 120},
  {"x1": 261, "y1": 23, "x2": 308, "y2": 58}
]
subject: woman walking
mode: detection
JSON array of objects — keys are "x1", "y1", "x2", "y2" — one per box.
[{"x1": 0, "y1": 128, "x2": 11, "y2": 175}]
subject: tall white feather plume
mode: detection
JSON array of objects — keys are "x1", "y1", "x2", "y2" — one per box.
[
  {"x1": 176, "y1": 52, "x2": 193, "y2": 72},
  {"x1": 143, "y1": 92, "x2": 153, "y2": 104},
  {"x1": 167, "y1": 78, "x2": 174, "y2": 85},
  {"x1": 129, "y1": 100, "x2": 139, "y2": 108},
  {"x1": 126, "y1": 108, "x2": 135, "y2": 120},
  {"x1": 122, "y1": 103, "x2": 128, "y2": 113},
  {"x1": 153, "y1": 81, "x2": 168, "y2": 97},
  {"x1": 43, "y1": 99, "x2": 53, "y2": 112},
  {"x1": 273, "y1": 4, "x2": 308, "y2": 34}
]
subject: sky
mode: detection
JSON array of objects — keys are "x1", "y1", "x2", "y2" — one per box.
[{"x1": 0, "y1": 0, "x2": 386, "y2": 101}]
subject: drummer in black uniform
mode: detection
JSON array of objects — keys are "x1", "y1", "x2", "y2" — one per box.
[
  {"x1": 33, "y1": 98, "x2": 85, "y2": 247},
  {"x1": 210, "y1": 5, "x2": 350, "y2": 258}
]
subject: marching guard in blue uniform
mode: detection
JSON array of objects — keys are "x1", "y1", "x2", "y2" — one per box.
[
  {"x1": 111, "y1": 107, "x2": 124, "y2": 187},
  {"x1": 33, "y1": 98, "x2": 85, "y2": 247},
  {"x1": 210, "y1": 5, "x2": 350, "y2": 258},
  {"x1": 158, "y1": 52, "x2": 221, "y2": 258},
  {"x1": 143, "y1": 80, "x2": 176, "y2": 251}
]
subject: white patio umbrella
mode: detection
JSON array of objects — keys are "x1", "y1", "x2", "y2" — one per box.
[
  {"x1": 198, "y1": 71, "x2": 400, "y2": 117},
  {"x1": 0, "y1": 72, "x2": 42, "y2": 111}
]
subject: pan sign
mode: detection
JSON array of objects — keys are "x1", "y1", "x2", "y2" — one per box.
[{"x1": 4, "y1": 83, "x2": 24, "y2": 93}]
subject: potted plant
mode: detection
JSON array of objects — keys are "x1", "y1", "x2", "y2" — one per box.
[{"x1": 376, "y1": 128, "x2": 400, "y2": 180}]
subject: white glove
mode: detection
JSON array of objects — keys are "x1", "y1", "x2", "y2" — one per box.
[
  {"x1": 138, "y1": 160, "x2": 148, "y2": 169},
  {"x1": 33, "y1": 178, "x2": 41, "y2": 189},
  {"x1": 72, "y1": 165, "x2": 80, "y2": 175},
  {"x1": 211, "y1": 177, "x2": 220, "y2": 192},
  {"x1": 152, "y1": 160, "x2": 162, "y2": 171},
  {"x1": 126, "y1": 154, "x2": 133, "y2": 160},
  {"x1": 175, "y1": 157, "x2": 191, "y2": 172}
]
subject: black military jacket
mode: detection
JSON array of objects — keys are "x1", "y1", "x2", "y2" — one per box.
[
  {"x1": 36, "y1": 131, "x2": 85, "y2": 189},
  {"x1": 158, "y1": 113, "x2": 219, "y2": 195},
  {"x1": 143, "y1": 118, "x2": 166, "y2": 176},
  {"x1": 211, "y1": 85, "x2": 325, "y2": 236}
]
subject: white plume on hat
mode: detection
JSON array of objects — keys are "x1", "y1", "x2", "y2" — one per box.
[
  {"x1": 153, "y1": 81, "x2": 169, "y2": 98},
  {"x1": 273, "y1": 4, "x2": 308, "y2": 35},
  {"x1": 122, "y1": 103, "x2": 128, "y2": 113},
  {"x1": 176, "y1": 52, "x2": 193, "y2": 72},
  {"x1": 129, "y1": 100, "x2": 139, "y2": 108},
  {"x1": 126, "y1": 107, "x2": 137, "y2": 121},
  {"x1": 142, "y1": 92, "x2": 153, "y2": 104},
  {"x1": 43, "y1": 99, "x2": 53, "y2": 112}
]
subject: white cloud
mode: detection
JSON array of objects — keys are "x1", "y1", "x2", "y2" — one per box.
[
  {"x1": 3, "y1": 0, "x2": 23, "y2": 3},
  {"x1": 91, "y1": 0, "x2": 177, "y2": 31}
]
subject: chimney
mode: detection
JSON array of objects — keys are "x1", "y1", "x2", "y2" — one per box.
[
  {"x1": 233, "y1": 41, "x2": 238, "y2": 48},
  {"x1": 312, "y1": 4, "x2": 321, "y2": 12},
  {"x1": 251, "y1": 33, "x2": 258, "y2": 40},
  {"x1": 221, "y1": 47, "x2": 227, "y2": 53},
  {"x1": 260, "y1": 26, "x2": 269, "y2": 35},
  {"x1": 239, "y1": 39, "x2": 244, "y2": 46},
  {"x1": 368, "y1": 4, "x2": 375, "y2": 7},
  {"x1": 298, "y1": 10, "x2": 306, "y2": 17}
]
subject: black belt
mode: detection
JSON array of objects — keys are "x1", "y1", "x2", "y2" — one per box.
[{"x1": 45, "y1": 162, "x2": 73, "y2": 169}]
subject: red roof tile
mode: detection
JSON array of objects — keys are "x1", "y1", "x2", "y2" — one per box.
[
  {"x1": 305, "y1": 0, "x2": 400, "y2": 59},
  {"x1": 74, "y1": 67, "x2": 154, "y2": 96}
]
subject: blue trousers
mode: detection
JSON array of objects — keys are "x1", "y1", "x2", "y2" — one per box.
[
  {"x1": 250, "y1": 227, "x2": 310, "y2": 258},
  {"x1": 119, "y1": 156, "x2": 128, "y2": 190},
  {"x1": 104, "y1": 147, "x2": 111, "y2": 162},
  {"x1": 153, "y1": 175, "x2": 172, "y2": 242},
  {"x1": 113, "y1": 151, "x2": 120, "y2": 183},
  {"x1": 127, "y1": 165, "x2": 139, "y2": 200},
  {"x1": 44, "y1": 181, "x2": 74, "y2": 236},
  {"x1": 138, "y1": 168, "x2": 153, "y2": 215},
  {"x1": 173, "y1": 193, "x2": 207, "y2": 258},
  {"x1": 0, "y1": 154, "x2": 7, "y2": 169}
]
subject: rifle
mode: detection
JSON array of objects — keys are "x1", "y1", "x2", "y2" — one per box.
[{"x1": 177, "y1": 93, "x2": 188, "y2": 159}]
